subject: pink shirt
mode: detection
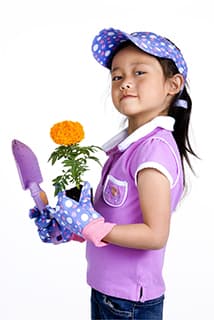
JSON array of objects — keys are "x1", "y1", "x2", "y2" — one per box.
[{"x1": 86, "y1": 116, "x2": 184, "y2": 302}]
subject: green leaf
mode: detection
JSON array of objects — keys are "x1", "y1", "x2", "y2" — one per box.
[{"x1": 49, "y1": 143, "x2": 104, "y2": 195}]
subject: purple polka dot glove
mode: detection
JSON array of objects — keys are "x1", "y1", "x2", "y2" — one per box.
[
  {"x1": 29, "y1": 206, "x2": 85, "y2": 244},
  {"x1": 54, "y1": 181, "x2": 116, "y2": 247}
]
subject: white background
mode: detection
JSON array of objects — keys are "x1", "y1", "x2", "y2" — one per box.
[{"x1": 0, "y1": 0, "x2": 213, "y2": 319}]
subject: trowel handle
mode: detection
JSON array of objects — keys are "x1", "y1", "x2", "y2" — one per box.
[{"x1": 29, "y1": 182, "x2": 49, "y2": 211}]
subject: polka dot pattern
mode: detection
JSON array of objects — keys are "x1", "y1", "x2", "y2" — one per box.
[
  {"x1": 53, "y1": 181, "x2": 102, "y2": 236},
  {"x1": 29, "y1": 182, "x2": 102, "y2": 243},
  {"x1": 29, "y1": 205, "x2": 74, "y2": 244},
  {"x1": 91, "y1": 28, "x2": 188, "y2": 81}
]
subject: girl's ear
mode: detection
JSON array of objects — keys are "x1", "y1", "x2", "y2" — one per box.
[{"x1": 168, "y1": 74, "x2": 185, "y2": 95}]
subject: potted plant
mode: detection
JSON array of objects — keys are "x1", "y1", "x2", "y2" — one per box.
[{"x1": 48, "y1": 120, "x2": 102, "y2": 201}]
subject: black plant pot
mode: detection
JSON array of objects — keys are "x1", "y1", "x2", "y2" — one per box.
[
  {"x1": 65, "y1": 185, "x2": 93, "y2": 202},
  {"x1": 65, "y1": 186, "x2": 82, "y2": 202}
]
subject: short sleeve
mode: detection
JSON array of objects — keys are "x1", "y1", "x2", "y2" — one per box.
[{"x1": 130, "y1": 136, "x2": 181, "y2": 189}]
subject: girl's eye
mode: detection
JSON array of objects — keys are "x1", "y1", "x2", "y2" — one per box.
[
  {"x1": 112, "y1": 75, "x2": 122, "y2": 81},
  {"x1": 135, "y1": 70, "x2": 145, "y2": 76}
]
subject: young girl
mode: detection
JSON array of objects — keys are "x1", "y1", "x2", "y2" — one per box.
[{"x1": 30, "y1": 28, "x2": 197, "y2": 319}]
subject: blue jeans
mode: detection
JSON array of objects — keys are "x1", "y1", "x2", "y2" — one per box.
[{"x1": 91, "y1": 288, "x2": 164, "y2": 320}]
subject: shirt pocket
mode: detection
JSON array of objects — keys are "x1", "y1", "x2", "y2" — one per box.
[{"x1": 103, "y1": 175, "x2": 128, "y2": 207}]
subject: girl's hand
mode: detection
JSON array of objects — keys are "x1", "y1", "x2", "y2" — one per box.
[
  {"x1": 54, "y1": 181, "x2": 115, "y2": 247},
  {"x1": 29, "y1": 206, "x2": 84, "y2": 244}
]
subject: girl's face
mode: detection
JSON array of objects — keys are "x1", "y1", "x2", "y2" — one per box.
[{"x1": 111, "y1": 45, "x2": 176, "y2": 131}]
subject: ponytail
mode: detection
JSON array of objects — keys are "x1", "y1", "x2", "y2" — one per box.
[
  {"x1": 168, "y1": 85, "x2": 199, "y2": 179},
  {"x1": 157, "y1": 57, "x2": 199, "y2": 182}
]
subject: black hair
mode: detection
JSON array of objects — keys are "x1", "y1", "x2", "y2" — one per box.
[{"x1": 109, "y1": 40, "x2": 199, "y2": 183}]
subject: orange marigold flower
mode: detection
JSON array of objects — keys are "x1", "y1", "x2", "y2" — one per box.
[{"x1": 50, "y1": 120, "x2": 85, "y2": 145}]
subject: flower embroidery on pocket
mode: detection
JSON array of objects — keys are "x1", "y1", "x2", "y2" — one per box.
[{"x1": 103, "y1": 175, "x2": 128, "y2": 207}]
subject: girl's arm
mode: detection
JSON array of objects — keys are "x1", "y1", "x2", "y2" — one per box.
[{"x1": 103, "y1": 168, "x2": 171, "y2": 250}]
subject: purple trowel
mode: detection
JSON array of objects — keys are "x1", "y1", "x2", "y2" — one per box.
[{"x1": 12, "y1": 139, "x2": 48, "y2": 211}]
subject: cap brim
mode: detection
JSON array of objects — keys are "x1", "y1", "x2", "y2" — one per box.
[{"x1": 91, "y1": 27, "x2": 188, "y2": 80}]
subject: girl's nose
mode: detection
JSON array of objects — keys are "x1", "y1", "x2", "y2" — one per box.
[{"x1": 120, "y1": 82, "x2": 132, "y2": 91}]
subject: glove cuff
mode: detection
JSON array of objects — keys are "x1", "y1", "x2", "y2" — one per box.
[
  {"x1": 82, "y1": 218, "x2": 116, "y2": 247},
  {"x1": 71, "y1": 233, "x2": 85, "y2": 243}
]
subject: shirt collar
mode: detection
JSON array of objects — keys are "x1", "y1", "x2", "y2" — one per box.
[{"x1": 102, "y1": 116, "x2": 175, "y2": 153}]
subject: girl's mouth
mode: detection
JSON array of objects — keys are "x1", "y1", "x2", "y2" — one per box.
[{"x1": 120, "y1": 95, "x2": 137, "y2": 101}]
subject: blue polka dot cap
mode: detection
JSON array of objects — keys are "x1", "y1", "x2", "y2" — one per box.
[{"x1": 92, "y1": 28, "x2": 188, "y2": 81}]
